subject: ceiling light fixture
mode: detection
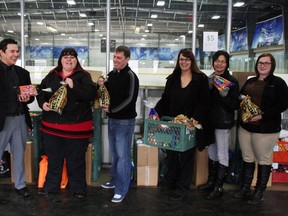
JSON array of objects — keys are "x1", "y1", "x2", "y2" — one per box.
[
  {"x1": 46, "y1": 24, "x2": 58, "y2": 33},
  {"x1": 151, "y1": 14, "x2": 158, "y2": 18},
  {"x1": 18, "y1": 12, "x2": 26, "y2": 16},
  {"x1": 88, "y1": 22, "x2": 94, "y2": 26},
  {"x1": 233, "y1": 2, "x2": 245, "y2": 7},
  {"x1": 79, "y1": 13, "x2": 87, "y2": 18},
  {"x1": 157, "y1": 1, "x2": 165, "y2": 6},
  {"x1": 37, "y1": 22, "x2": 44, "y2": 25},
  {"x1": 188, "y1": 30, "x2": 193, "y2": 34},
  {"x1": 145, "y1": 29, "x2": 149, "y2": 33},
  {"x1": 212, "y1": 15, "x2": 220, "y2": 19},
  {"x1": 198, "y1": 24, "x2": 204, "y2": 28},
  {"x1": 7, "y1": 30, "x2": 14, "y2": 33},
  {"x1": 67, "y1": 0, "x2": 76, "y2": 5},
  {"x1": 147, "y1": 23, "x2": 153, "y2": 27}
]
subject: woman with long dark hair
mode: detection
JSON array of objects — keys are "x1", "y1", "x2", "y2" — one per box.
[{"x1": 155, "y1": 49, "x2": 210, "y2": 200}]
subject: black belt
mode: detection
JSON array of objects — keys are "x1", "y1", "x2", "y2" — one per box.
[{"x1": 7, "y1": 113, "x2": 24, "y2": 117}]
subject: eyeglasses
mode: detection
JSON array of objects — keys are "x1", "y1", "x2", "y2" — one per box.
[
  {"x1": 215, "y1": 60, "x2": 226, "y2": 64},
  {"x1": 179, "y1": 58, "x2": 191, "y2": 62},
  {"x1": 257, "y1": 61, "x2": 271, "y2": 67}
]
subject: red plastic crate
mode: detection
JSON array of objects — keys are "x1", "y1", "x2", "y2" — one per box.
[
  {"x1": 272, "y1": 172, "x2": 288, "y2": 182},
  {"x1": 273, "y1": 141, "x2": 288, "y2": 163},
  {"x1": 273, "y1": 152, "x2": 288, "y2": 163}
]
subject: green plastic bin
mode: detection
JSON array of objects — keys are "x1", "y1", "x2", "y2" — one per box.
[{"x1": 144, "y1": 117, "x2": 196, "y2": 152}]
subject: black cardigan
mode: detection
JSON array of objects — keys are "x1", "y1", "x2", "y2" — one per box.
[
  {"x1": 240, "y1": 74, "x2": 288, "y2": 133},
  {"x1": 155, "y1": 71, "x2": 212, "y2": 150},
  {"x1": 0, "y1": 61, "x2": 34, "y2": 131}
]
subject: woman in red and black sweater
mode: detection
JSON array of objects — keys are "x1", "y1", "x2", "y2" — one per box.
[{"x1": 36, "y1": 48, "x2": 97, "y2": 198}]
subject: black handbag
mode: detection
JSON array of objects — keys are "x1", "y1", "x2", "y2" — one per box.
[{"x1": 225, "y1": 126, "x2": 243, "y2": 184}]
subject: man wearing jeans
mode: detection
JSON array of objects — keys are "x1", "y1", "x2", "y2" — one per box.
[{"x1": 101, "y1": 45, "x2": 139, "y2": 203}]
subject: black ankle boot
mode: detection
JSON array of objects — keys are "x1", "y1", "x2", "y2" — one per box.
[
  {"x1": 205, "y1": 186, "x2": 223, "y2": 200},
  {"x1": 206, "y1": 164, "x2": 227, "y2": 200},
  {"x1": 234, "y1": 162, "x2": 255, "y2": 199},
  {"x1": 247, "y1": 164, "x2": 271, "y2": 205},
  {"x1": 247, "y1": 190, "x2": 264, "y2": 205}
]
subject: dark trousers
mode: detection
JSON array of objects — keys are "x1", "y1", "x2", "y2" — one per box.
[
  {"x1": 43, "y1": 133, "x2": 89, "y2": 193},
  {"x1": 165, "y1": 147, "x2": 196, "y2": 192}
]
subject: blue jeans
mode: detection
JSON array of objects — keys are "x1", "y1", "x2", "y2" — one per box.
[{"x1": 108, "y1": 118, "x2": 135, "y2": 196}]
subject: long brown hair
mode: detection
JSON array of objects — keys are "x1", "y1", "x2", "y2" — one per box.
[{"x1": 172, "y1": 49, "x2": 202, "y2": 76}]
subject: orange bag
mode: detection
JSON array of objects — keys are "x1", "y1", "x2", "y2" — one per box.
[{"x1": 38, "y1": 155, "x2": 69, "y2": 189}]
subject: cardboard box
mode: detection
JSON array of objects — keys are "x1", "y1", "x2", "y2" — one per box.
[
  {"x1": 193, "y1": 148, "x2": 209, "y2": 187},
  {"x1": 11, "y1": 141, "x2": 34, "y2": 183},
  {"x1": 137, "y1": 144, "x2": 158, "y2": 186},
  {"x1": 85, "y1": 143, "x2": 92, "y2": 185}
]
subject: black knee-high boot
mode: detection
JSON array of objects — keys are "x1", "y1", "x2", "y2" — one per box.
[
  {"x1": 197, "y1": 159, "x2": 219, "y2": 191},
  {"x1": 234, "y1": 161, "x2": 255, "y2": 199},
  {"x1": 247, "y1": 164, "x2": 271, "y2": 205},
  {"x1": 206, "y1": 164, "x2": 228, "y2": 200}
]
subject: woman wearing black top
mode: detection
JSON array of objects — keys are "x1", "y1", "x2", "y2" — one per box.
[
  {"x1": 234, "y1": 53, "x2": 288, "y2": 204},
  {"x1": 155, "y1": 49, "x2": 210, "y2": 200}
]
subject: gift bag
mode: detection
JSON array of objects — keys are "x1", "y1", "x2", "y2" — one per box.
[
  {"x1": 38, "y1": 155, "x2": 69, "y2": 189},
  {"x1": 94, "y1": 85, "x2": 110, "y2": 109},
  {"x1": 225, "y1": 124, "x2": 243, "y2": 184},
  {"x1": 49, "y1": 85, "x2": 68, "y2": 115}
]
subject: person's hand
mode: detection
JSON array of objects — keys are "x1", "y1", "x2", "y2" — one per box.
[
  {"x1": 19, "y1": 93, "x2": 31, "y2": 102},
  {"x1": 102, "y1": 105, "x2": 109, "y2": 113},
  {"x1": 249, "y1": 114, "x2": 262, "y2": 122},
  {"x1": 65, "y1": 78, "x2": 74, "y2": 89},
  {"x1": 219, "y1": 87, "x2": 229, "y2": 97},
  {"x1": 42, "y1": 102, "x2": 51, "y2": 111}
]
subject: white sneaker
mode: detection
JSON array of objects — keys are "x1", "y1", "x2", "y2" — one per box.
[{"x1": 111, "y1": 194, "x2": 124, "y2": 203}]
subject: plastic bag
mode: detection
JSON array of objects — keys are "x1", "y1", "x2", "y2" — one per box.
[{"x1": 38, "y1": 155, "x2": 68, "y2": 189}]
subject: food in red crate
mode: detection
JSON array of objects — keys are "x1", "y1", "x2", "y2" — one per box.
[{"x1": 277, "y1": 141, "x2": 288, "y2": 152}]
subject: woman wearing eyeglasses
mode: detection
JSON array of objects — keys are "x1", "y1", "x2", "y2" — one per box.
[
  {"x1": 155, "y1": 49, "x2": 211, "y2": 200},
  {"x1": 234, "y1": 53, "x2": 288, "y2": 204},
  {"x1": 198, "y1": 50, "x2": 239, "y2": 200}
]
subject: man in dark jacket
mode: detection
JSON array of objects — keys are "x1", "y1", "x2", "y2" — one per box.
[
  {"x1": 0, "y1": 38, "x2": 34, "y2": 198},
  {"x1": 101, "y1": 46, "x2": 139, "y2": 203}
]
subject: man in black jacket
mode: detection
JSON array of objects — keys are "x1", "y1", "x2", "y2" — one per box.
[
  {"x1": 101, "y1": 46, "x2": 139, "y2": 203},
  {"x1": 0, "y1": 38, "x2": 34, "y2": 198}
]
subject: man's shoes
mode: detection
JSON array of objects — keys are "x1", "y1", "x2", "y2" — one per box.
[
  {"x1": 101, "y1": 182, "x2": 115, "y2": 189},
  {"x1": 74, "y1": 192, "x2": 86, "y2": 199},
  {"x1": 38, "y1": 188, "x2": 48, "y2": 196},
  {"x1": 169, "y1": 192, "x2": 185, "y2": 201},
  {"x1": 15, "y1": 187, "x2": 31, "y2": 198},
  {"x1": 111, "y1": 194, "x2": 124, "y2": 203}
]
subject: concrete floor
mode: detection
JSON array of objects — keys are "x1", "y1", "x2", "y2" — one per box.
[{"x1": 1, "y1": 169, "x2": 288, "y2": 216}]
